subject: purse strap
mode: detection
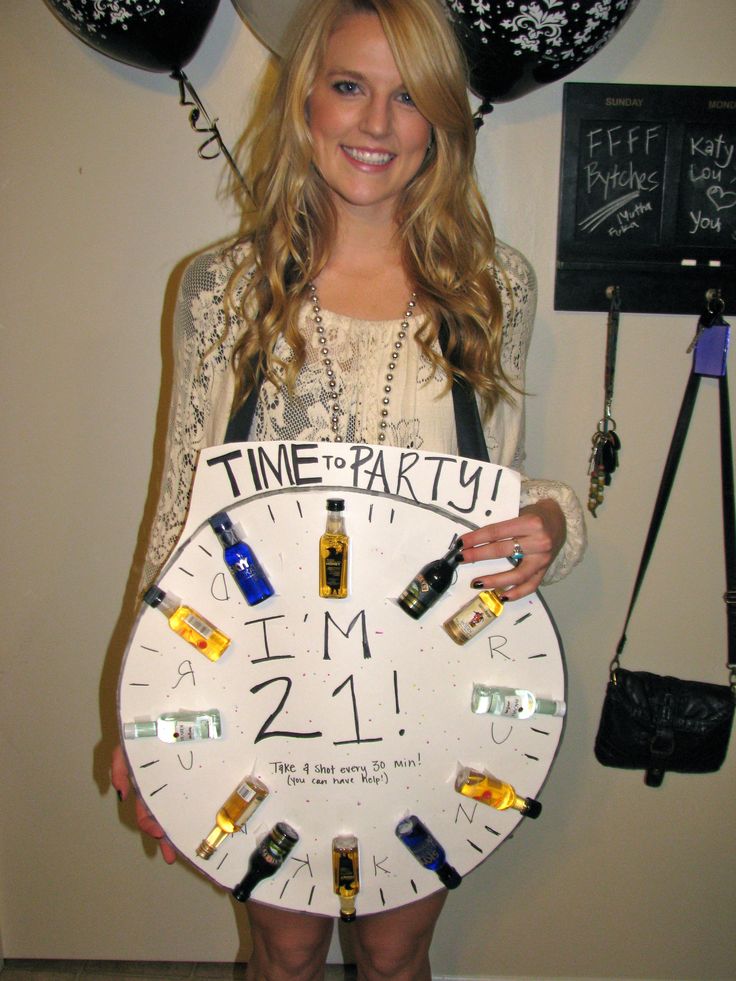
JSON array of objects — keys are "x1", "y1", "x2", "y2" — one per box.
[
  {"x1": 226, "y1": 320, "x2": 490, "y2": 463},
  {"x1": 611, "y1": 338, "x2": 735, "y2": 693}
]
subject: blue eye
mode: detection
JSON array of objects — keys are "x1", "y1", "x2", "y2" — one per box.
[
  {"x1": 333, "y1": 80, "x2": 360, "y2": 95},
  {"x1": 397, "y1": 91, "x2": 416, "y2": 107}
]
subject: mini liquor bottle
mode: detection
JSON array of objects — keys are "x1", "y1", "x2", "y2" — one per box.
[
  {"x1": 332, "y1": 835, "x2": 360, "y2": 921},
  {"x1": 471, "y1": 684, "x2": 566, "y2": 719},
  {"x1": 123, "y1": 709, "x2": 222, "y2": 742},
  {"x1": 196, "y1": 775, "x2": 270, "y2": 859},
  {"x1": 397, "y1": 540, "x2": 463, "y2": 619},
  {"x1": 455, "y1": 766, "x2": 541, "y2": 818},
  {"x1": 232, "y1": 822, "x2": 300, "y2": 902},
  {"x1": 319, "y1": 499, "x2": 349, "y2": 598},
  {"x1": 395, "y1": 815, "x2": 461, "y2": 889},
  {"x1": 143, "y1": 585, "x2": 230, "y2": 661},
  {"x1": 209, "y1": 511, "x2": 274, "y2": 606},
  {"x1": 443, "y1": 590, "x2": 504, "y2": 645}
]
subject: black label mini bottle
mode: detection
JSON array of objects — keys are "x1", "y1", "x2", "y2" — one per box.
[
  {"x1": 395, "y1": 815, "x2": 461, "y2": 888},
  {"x1": 143, "y1": 585, "x2": 230, "y2": 661},
  {"x1": 397, "y1": 540, "x2": 463, "y2": 619},
  {"x1": 332, "y1": 834, "x2": 360, "y2": 920},
  {"x1": 232, "y1": 822, "x2": 299, "y2": 902},
  {"x1": 455, "y1": 765, "x2": 541, "y2": 818},
  {"x1": 319, "y1": 499, "x2": 349, "y2": 598},
  {"x1": 209, "y1": 511, "x2": 274, "y2": 605}
]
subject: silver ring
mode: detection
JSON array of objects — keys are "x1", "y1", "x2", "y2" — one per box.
[{"x1": 510, "y1": 541, "x2": 524, "y2": 564}]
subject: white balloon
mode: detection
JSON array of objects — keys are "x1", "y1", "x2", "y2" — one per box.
[{"x1": 232, "y1": 0, "x2": 306, "y2": 55}]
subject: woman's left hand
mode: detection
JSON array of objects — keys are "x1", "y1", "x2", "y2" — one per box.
[{"x1": 458, "y1": 499, "x2": 566, "y2": 601}]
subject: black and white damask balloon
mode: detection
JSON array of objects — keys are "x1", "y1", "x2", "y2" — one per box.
[
  {"x1": 45, "y1": 0, "x2": 221, "y2": 73},
  {"x1": 446, "y1": 0, "x2": 639, "y2": 109}
]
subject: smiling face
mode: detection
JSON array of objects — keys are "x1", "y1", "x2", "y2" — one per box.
[{"x1": 307, "y1": 11, "x2": 432, "y2": 225}]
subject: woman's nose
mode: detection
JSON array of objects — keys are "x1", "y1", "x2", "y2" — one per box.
[{"x1": 360, "y1": 97, "x2": 391, "y2": 138}]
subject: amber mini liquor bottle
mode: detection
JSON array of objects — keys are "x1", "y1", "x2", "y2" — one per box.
[
  {"x1": 471, "y1": 684, "x2": 566, "y2": 719},
  {"x1": 123, "y1": 709, "x2": 222, "y2": 742},
  {"x1": 319, "y1": 499, "x2": 349, "y2": 598},
  {"x1": 332, "y1": 835, "x2": 360, "y2": 921},
  {"x1": 143, "y1": 585, "x2": 230, "y2": 661},
  {"x1": 232, "y1": 822, "x2": 300, "y2": 902},
  {"x1": 196, "y1": 775, "x2": 269, "y2": 859},
  {"x1": 443, "y1": 590, "x2": 504, "y2": 645},
  {"x1": 395, "y1": 815, "x2": 461, "y2": 889},
  {"x1": 455, "y1": 766, "x2": 541, "y2": 818},
  {"x1": 397, "y1": 540, "x2": 463, "y2": 619}
]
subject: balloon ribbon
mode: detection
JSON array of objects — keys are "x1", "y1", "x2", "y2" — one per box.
[{"x1": 171, "y1": 69, "x2": 247, "y2": 192}]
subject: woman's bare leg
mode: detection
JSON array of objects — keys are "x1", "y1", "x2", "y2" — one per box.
[
  {"x1": 351, "y1": 890, "x2": 447, "y2": 981},
  {"x1": 244, "y1": 901, "x2": 334, "y2": 981}
]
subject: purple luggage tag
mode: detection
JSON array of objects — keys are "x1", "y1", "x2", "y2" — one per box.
[{"x1": 693, "y1": 318, "x2": 730, "y2": 377}]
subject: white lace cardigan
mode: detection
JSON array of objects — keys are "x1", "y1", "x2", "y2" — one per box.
[{"x1": 140, "y1": 241, "x2": 586, "y2": 588}]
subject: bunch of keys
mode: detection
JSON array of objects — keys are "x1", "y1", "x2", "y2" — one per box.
[
  {"x1": 588, "y1": 416, "x2": 621, "y2": 516},
  {"x1": 587, "y1": 285, "x2": 622, "y2": 517}
]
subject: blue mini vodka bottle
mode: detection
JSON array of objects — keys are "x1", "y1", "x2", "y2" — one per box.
[
  {"x1": 395, "y1": 815, "x2": 461, "y2": 889},
  {"x1": 209, "y1": 511, "x2": 274, "y2": 605}
]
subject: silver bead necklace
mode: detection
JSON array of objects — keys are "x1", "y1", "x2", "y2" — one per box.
[{"x1": 307, "y1": 283, "x2": 417, "y2": 443}]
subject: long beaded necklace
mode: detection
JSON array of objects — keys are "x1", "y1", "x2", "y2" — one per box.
[{"x1": 307, "y1": 282, "x2": 417, "y2": 443}]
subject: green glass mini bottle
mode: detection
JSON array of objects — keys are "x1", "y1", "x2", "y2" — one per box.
[
  {"x1": 332, "y1": 834, "x2": 360, "y2": 921},
  {"x1": 123, "y1": 709, "x2": 222, "y2": 742},
  {"x1": 196, "y1": 775, "x2": 269, "y2": 859},
  {"x1": 232, "y1": 822, "x2": 299, "y2": 902},
  {"x1": 455, "y1": 765, "x2": 541, "y2": 818},
  {"x1": 143, "y1": 585, "x2": 230, "y2": 661}
]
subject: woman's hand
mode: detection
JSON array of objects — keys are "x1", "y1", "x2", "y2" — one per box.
[
  {"x1": 458, "y1": 499, "x2": 566, "y2": 601},
  {"x1": 111, "y1": 744, "x2": 177, "y2": 864}
]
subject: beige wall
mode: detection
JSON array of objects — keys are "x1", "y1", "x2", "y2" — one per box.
[{"x1": 1, "y1": 1, "x2": 734, "y2": 978}]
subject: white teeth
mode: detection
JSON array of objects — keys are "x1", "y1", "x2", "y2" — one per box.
[{"x1": 343, "y1": 146, "x2": 393, "y2": 165}]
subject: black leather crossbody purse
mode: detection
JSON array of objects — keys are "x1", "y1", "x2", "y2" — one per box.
[{"x1": 594, "y1": 357, "x2": 736, "y2": 787}]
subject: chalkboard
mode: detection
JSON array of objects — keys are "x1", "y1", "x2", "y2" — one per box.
[{"x1": 555, "y1": 83, "x2": 736, "y2": 314}]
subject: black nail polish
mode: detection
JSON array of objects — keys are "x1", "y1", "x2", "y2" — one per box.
[
  {"x1": 471, "y1": 580, "x2": 484, "y2": 589},
  {"x1": 117, "y1": 790, "x2": 124, "y2": 802}
]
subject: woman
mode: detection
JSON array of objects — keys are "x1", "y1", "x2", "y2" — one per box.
[{"x1": 113, "y1": 1, "x2": 585, "y2": 978}]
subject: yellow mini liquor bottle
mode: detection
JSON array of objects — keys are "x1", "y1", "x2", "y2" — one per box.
[
  {"x1": 143, "y1": 585, "x2": 230, "y2": 662},
  {"x1": 196, "y1": 775, "x2": 270, "y2": 859},
  {"x1": 319, "y1": 499, "x2": 349, "y2": 598},
  {"x1": 455, "y1": 766, "x2": 541, "y2": 818},
  {"x1": 332, "y1": 834, "x2": 360, "y2": 921},
  {"x1": 443, "y1": 590, "x2": 504, "y2": 645}
]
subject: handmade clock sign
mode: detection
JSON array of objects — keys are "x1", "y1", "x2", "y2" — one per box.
[{"x1": 118, "y1": 441, "x2": 565, "y2": 916}]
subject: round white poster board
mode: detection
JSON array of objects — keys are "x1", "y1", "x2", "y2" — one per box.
[{"x1": 119, "y1": 441, "x2": 565, "y2": 916}]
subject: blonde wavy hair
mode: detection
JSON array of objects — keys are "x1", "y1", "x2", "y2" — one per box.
[{"x1": 227, "y1": 0, "x2": 507, "y2": 417}]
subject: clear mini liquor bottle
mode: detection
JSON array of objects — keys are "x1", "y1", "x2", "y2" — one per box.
[
  {"x1": 196, "y1": 775, "x2": 270, "y2": 859},
  {"x1": 319, "y1": 499, "x2": 349, "y2": 598},
  {"x1": 332, "y1": 834, "x2": 360, "y2": 921},
  {"x1": 232, "y1": 822, "x2": 299, "y2": 902},
  {"x1": 397, "y1": 540, "x2": 463, "y2": 619},
  {"x1": 143, "y1": 585, "x2": 230, "y2": 661},
  {"x1": 123, "y1": 709, "x2": 222, "y2": 742},
  {"x1": 209, "y1": 511, "x2": 274, "y2": 606},
  {"x1": 471, "y1": 684, "x2": 566, "y2": 719},
  {"x1": 395, "y1": 815, "x2": 461, "y2": 889},
  {"x1": 455, "y1": 766, "x2": 541, "y2": 818}
]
